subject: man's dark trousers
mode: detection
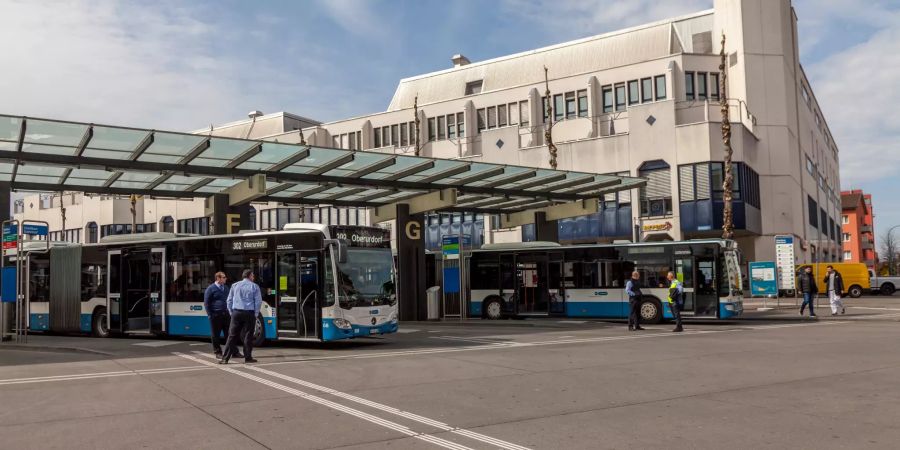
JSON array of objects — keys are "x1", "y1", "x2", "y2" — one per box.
[
  {"x1": 628, "y1": 298, "x2": 641, "y2": 328},
  {"x1": 672, "y1": 300, "x2": 684, "y2": 330},
  {"x1": 208, "y1": 312, "x2": 230, "y2": 355},
  {"x1": 222, "y1": 310, "x2": 254, "y2": 362}
]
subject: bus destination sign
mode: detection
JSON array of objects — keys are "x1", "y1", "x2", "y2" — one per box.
[
  {"x1": 232, "y1": 239, "x2": 268, "y2": 251},
  {"x1": 330, "y1": 226, "x2": 390, "y2": 248}
]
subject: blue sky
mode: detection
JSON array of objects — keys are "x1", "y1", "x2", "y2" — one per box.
[{"x1": 1, "y1": 0, "x2": 898, "y2": 242}]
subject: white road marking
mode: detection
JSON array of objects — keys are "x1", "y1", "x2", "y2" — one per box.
[
  {"x1": 849, "y1": 306, "x2": 900, "y2": 311},
  {"x1": 190, "y1": 352, "x2": 532, "y2": 450},
  {"x1": 430, "y1": 336, "x2": 511, "y2": 346},
  {"x1": 0, "y1": 366, "x2": 210, "y2": 386},
  {"x1": 560, "y1": 320, "x2": 586, "y2": 324},
  {"x1": 133, "y1": 341, "x2": 185, "y2": 347},
  {"x1": 189, "y1": 343, "x2": 207, "y2": 346},
  {"x1": 176, "y1": 353, "x2": 482, "y2": 450},
  {"x1": 397, "y1": 328, "x2": 421, "y2": 334}
]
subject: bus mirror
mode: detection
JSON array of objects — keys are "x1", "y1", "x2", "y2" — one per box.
[{"x1": 325, "y1": 239, "x2": 349, "y2": 264}]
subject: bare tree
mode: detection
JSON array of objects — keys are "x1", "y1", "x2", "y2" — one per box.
[
  {"x1": 129, "y1": 194, "x2": 142, "y2": 234},
  {"x1": 58, "y1": 191, "x2": 66, "y2": 240},
  {"x1": 881, "y1": 229, "x2": 899, "y2": 275},
  {"x1": 543, "y1": 66, "x2": 559, "y2": 170},
  {"x1": 719, "y1": 32, "x2": 734, "y2": 240},
  {"x1": 414, "y1": 94, "x2": 421, "y2": 157}
]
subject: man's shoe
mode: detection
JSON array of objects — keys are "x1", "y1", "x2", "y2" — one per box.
[
  {"x1": 628, "y1": 326, "x2": 633, "y2": 331},
  {"x1": 672, "y1": 328, "x2": 683, "y2": 333},
  {"x1": 635, "y1": 326, "x2": 645, "y2": 331},
  {"x1": 234, "y1": 353, "x2": 244, "y2": 359},
  {"x1": 842, "y1": 308, "x2": 846, "y2": 314},
  {"x1": 218, "y1": 358, "x2": 229, "y2": 365},
  {"x1": 244, "y1": 358, "x2": 258, "y2": 364},
  {"x1": 215, "y1": 351, "x2": 223, "y2": 360}
]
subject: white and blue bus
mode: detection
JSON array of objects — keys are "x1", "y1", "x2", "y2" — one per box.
[
  {"x1": 468, "y1": 239, "x2": 743, "y2": 323},
  {"x1": 19, "y1": 224, "x2": 397, "y2": 344}
]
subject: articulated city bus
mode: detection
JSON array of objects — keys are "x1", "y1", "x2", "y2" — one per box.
[
  {"x1": 468, "y1": 239, "x2": 743, "y2": 323},
  {"x1": 20, "y1": 224, "x2": 397, "y2": 344}
]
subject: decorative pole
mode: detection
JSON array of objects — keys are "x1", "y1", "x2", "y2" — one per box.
[
  {"x1": 414, "y1": 94, "x2": 421, "y2": 157},
  {"x1": 720, "y1": 32, "x2": 734, "y2": 240},
  {"x1": 543, "y1": 66, "x2": 558, "y2": 169}
]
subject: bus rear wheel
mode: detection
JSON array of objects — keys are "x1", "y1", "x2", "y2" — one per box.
[
  {"x1": 91, "y1": 308, "x2": 109, "y2": 338},
  {"x1": 639, "y1": 299, "x2": 662, "y2": 324},
  {"x1": 848, "y1": 285, "x2": 864, "y2": 298},
  {"x1": 484, "y1": 298, "x2": 503, "y2": 320}
]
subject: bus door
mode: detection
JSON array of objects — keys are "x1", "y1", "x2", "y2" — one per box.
[
  {"x1": 298, "y1": 252, "x2": 320, "y2": 339},
  {"x1": 107, "y1": 250, "x2": 123, "y2": 333},
  {"x1": 276, "y1": 252, "x2": 299, "y2": 336},
  {"x1": 674, "y1": 255, "x2": 718, "y2": 318},
  {"x1": 548, "y1": 252, "x2": 566, "y2": 315},
  {"x1": 673, "y1": 257, "x2": 695, "y2": 316},
  {"x1": 117, "y1": 249, "x2": 164, "y2": 334},
  {"x1": 516, "y1": 253, "x2": 549, "y2": 315},
  {"x1": 149, "y1": 248, "x2": 165, "y2": 333}
]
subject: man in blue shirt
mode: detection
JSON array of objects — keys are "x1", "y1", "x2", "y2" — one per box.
[
  {"x1": 625, "y1": 271, "x2": 645, "y2": 331},
  {"x1": 204, "y1": 272, "x2": 242, "y2": 360},
  {"x1": 219, "y1": 269, "x2": 263, "y2": 364}
]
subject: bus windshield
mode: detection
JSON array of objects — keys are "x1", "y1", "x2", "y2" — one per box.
[{"x1": 335, "y1": 248, "x2": 395, "y2": 308}]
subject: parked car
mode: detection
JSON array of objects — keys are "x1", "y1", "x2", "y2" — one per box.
[
  {"x1": 795, "y1": 263, "x2": 870, "y2": 298},
  {"x1": 868, "y1": 269, "x2": 900, "y2": 295}
]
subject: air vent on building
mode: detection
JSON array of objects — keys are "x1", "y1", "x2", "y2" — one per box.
[
  {"x1": 452, "y1": 54, "x2": 471, "y2": 67},
  {"x1": 692, "y1": 31, "x2": 713, "y2": 54}
]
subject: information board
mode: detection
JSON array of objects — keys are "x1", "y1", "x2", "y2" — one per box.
[
  {"x1": 774, "y1": 235, "x2": 796, "y2": 290},
  {"x1": 749, "y1": 261, "x2": 778, "y2": 297},
  {"x1": 22, "y1": 223, "x2": 48, "y2": 236},
  {"x1": 441, "y1": 235, "x2": 460, "y2": 260},
  {"x1": 2, "y1": 224, "x2": 16, "y2": 253}
]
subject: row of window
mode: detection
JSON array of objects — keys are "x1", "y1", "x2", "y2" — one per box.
[
  {"x1": 800, "y1": 82, "x2": 838, "y2": 160},
  {"x1": 100, "y1": 223, "x2": 156, "y2": 238},
  {"x1": 807, "y1": 196, "x2": 840, "y2": 242},
  {"x1": 684, "y1": 71, "x2": 721, "y2": 101},
  {"x1": 478, "y1": 101, "x2": 530, "y2": 132},
  {"x1": 805, "y1": 156, "x2": 839, "y2": 211},
  {"x1": 602, "y1": 75, "x2": 667, "y2": 113},
  {"x1": 259, "y1": 207, "x2": 367, "y2": 231},
  {"x1": 543, "y1": 90, "x2": 589, "y2": 123},
  {"x1": 373, "y1": 121, "x2": 417, "y2": 149},
  {"x1": 178, "y1": 217, "x2": 209, "y2": 235},
  {"x1": 47, "y1": 229, "x2": 81, "y2": 243},
  {"x1": 427, "y1": 113, "x2": 465, "y2": 141},
  {"x1": 333, "y1": 131, "x2": 362, "y2": 150}
]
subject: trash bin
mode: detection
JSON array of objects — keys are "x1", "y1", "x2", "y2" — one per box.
[{"x1": 426, "y1": 286, "x2": 441, "y2": 320}]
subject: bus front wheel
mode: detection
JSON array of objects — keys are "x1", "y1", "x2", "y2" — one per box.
[
  {"x1": 91, "y1": 308, "x2": 110, "y2": 338},
  {"x1": 639, "y1": 299, "x2": 663, "y2": 324},
  {"x1": 848, "y1": 285, "x2": 864, "y2": 298},
  {"x1": 253, "y1": 315, "x2": 266, "y2": 347},
  {"x1": 484, "y1": 298, "x2": 503, "y2": 320}
]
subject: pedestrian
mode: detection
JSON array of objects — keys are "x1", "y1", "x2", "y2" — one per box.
[
  {"x1": 203, "y1": 272, "x2": 241, "y2": 360},
  {"x1": 666, "y1": 271, "x2": 684, "y2": 332},
  {"x1": 625, "y1": 271, "x2": 645, "y2": 331},
  {"x1": 824, "y1": 265, "x2": 846, "y2": 316},
  {"x1": 219, "y1": 269, "x2": 262, "y2": 364},
  {"x1": 798, "y1": 266, "x2": 818, "y2": 317}
]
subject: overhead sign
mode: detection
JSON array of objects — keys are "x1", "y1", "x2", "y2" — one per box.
[
  {"x1": 442, "y1": 236, "x2": 460, "y2": 260},
  {"x1": 749, "y1": 261, "x2": 778, "y2": 297},
  {"x1": 232, "y1": 239, "x2": 268, "y2": 251},
  {"x1": 642, "y1": 222, "x2": 673, "y2": 232},
  {"x1": 331, "y1": 226, "x2": 390, "y2": 248},
  {"x1": 22, "y1": 223, "x2": 48, "y2": 236},
  {"x1": 774, "y1": 235, "x2": 795, "y2": 290}
]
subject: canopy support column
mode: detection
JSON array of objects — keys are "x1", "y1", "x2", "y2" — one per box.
[{"x1": 396, "y1": 203, "x2": 427, "y2": 321}]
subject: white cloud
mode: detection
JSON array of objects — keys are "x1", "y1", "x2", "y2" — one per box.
[{"x1": 804, "y1": 3, "x2": 900, "y2": 185}]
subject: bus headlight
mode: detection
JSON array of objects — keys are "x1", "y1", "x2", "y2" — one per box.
[
  {"x1": 389, "y1": 311, "x2": 398, "y2": 323},
  {"x1": 724, "y1": 304, "x2": 735, "y2": 311},
  {"x1": 333, "y1": 318, "x2": 352, "y2": 329}
]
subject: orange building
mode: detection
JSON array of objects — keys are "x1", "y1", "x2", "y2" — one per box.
[{"x1": 841, "y1": 190, "x2": 876, "y2": 269}]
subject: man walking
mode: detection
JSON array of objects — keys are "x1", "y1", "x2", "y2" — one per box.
[
  {"x1": 667, "y1": 271, "x2": 684, "y2": 332},
  {"x1": 204, "y1": 272, "x2": 241, "y2": 360},
  {"x1": 798, "y1": 266, "x2": 818, "y2": 317},
  {"x1": 824, "y1": 265, "x2": 845, "y2": 316},
  {"x1": 625, "y1": 271, "x2": 645, "y2": 331},
  {"x1": 220, "y1": 269, "x2": 262, "y2": 364}
]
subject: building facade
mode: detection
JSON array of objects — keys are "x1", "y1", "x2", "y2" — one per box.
[
  {"x1": 841, "y1": 190, "x2": 876, "y2": 269},
  {"x1": 15, "y1": 0, "x2": 842, "y2": 266}
]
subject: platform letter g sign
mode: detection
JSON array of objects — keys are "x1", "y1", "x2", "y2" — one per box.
[{"x1": 405, "y1": 221, "x2": 421, "y2": 240}]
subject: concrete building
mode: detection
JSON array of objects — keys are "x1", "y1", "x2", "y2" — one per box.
[
  {"x1": 15, "y1": 0, "x2": 841, "y2": 266},
  {"x1": 841, "y1": 190, "x2": 876, "y2": 269}
]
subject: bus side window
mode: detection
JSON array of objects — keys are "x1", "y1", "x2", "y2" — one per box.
[{"x1": 499, "y1": 254, "x2": 515, "y2": 291}]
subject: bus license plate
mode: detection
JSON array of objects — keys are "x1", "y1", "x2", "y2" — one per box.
[{"x1": 369, "y1": 329, "x2": 378, "y2": 335}]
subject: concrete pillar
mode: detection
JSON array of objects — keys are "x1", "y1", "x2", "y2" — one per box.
[
  {"x1": 361, "y1": 120, "x2": 373, "y2": 150},
  {"x1": 588, "y1": 76, "x2": 600, "y2": 137},
  {"x1": 0, "y1": 182, "x2": 11, "y2": 340},
  {"x1": 395, "y1": 204, "x2": 426, "y2": 321},
  {"x1": 206, "y1": 194, "x2": 252, "y2": 235},
  {"x1": 534, "y1": 211, "x2": 559, "y2": 242}
]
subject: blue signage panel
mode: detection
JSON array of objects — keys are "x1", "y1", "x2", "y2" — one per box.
[
  {"x1": 443, "y1": 267, "x2": 460, "y2": 293},
  {"x1": 749, "y1": 261, "x2": 778, "y2": 297},
  {"x1": 22, "y1": 224, "x2": 48, "y2": 236},
  {"x1": 2, "y1": 224, "x2": 16, "y2": 237},
  {"x1": 1, "y1": 267, "x2": 16, "y2": 303},
  {"x1": 774, "y1": 235, "x2": 793, "y2": 245}
]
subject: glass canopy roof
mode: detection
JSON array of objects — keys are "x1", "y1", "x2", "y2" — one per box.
[{"x1": 0, "y1": 114, "x2": 646, "y2": 213}]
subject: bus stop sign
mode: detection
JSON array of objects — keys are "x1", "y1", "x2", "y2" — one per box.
[{"x1": 22, "y1": 224, "x2": 48, "y2": 236}]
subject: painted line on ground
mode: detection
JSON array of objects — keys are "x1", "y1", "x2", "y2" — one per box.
[
  {"x1": 132, "y1": 341, "x2": 186, "y2": 347},
  {"x1": 176, "y1": 353, "x2": 482, "y2": 450},
  {"x1": 430, "y1": 336, "x2": 512, "y2": 346},
  {"x1": 190, "y1": 352, "x2": 531, "y2": 450},
  {"x1": 0, "y1": 365, "x2": 210, "y2": 386}
]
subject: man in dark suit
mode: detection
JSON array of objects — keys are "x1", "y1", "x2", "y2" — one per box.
[{"x1": 204, "y1": 272, "x2": 240, "y2": 359}]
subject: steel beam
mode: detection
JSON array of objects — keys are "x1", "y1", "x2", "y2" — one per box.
[
  {"x1": 371, "y1": 188, "x2": 457, "y2": 223},
  {"x1": 347, "y1": 156, "x2": 396, "y2": 178},
  {"x1": 307, "y1": 153, "x2": 354, "y2": 175},
  {"x1": 268, "y1": 147, "x2": 311, "y2": 172},
  {"x1": 225, "y1": 142, "x2": 263, "y2": 169},
  {"x1": 128, "y1": 131, "x2": 155, "y2": 161},
  {"x1": 382, "y1": 160, "x2": 434, "y2": 181}
]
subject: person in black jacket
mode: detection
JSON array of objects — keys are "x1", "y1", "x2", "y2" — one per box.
[
  {"x1": 798, "y1": 266, "x2": 818, "y2": 317},
  {"x1": 824, "y1": 266, "x2": 846, "y2": 315},
  {"x1": 204, "y1": 272, "x2": 241, "y2": 359}
]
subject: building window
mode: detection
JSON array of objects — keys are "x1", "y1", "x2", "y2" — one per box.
[
  {"x1": 86, "y1": 222, "x2": 98, "y2": 244},
  {"x1": 476, "y1": 109, "x2": 485, "y2": 133},
  {"x1": 381, "y1": 127, "x2": 390, "y2": 147},
  {"x1": 685, "y1": 71, "x2": 695, "y2": 100},
  {"x1": 437, "y1": 115, "x2": 447, "y2": 139},
  {"x1": 456, "y1": 112, "x2": 465, "y2": 138},
  {"x1": 160, "y1": 216, "x2": 174, "y2": 233},
  {"x1": 447, "y1": 114, "x2": 456, "y2": 139},
  {"x1": 553, "y1": 94, "x2": 564, "y2": 121},
  {"x1": 801, "y1": 84, "x2": 811, "y2": 106},
  {"x1": 508, "y1": 102, "x2": 519, "y2": 126},
  {"x1": 844, "y1": 251, "x2": 852, "y2": 261},
  {"x1": 614, "y1": 83, "x2": 626, "y2": 111},
  {"x1": 519, "y1": 100, "x2": 529, "y2": 126},
  {"x1": 498, "y1": 104, "x2": 508, "y2": 127},
  {"x1": 374, "y1": 127, "x2": 382, "y2": 147},
  {"x1": 655, "y1": 75, "x2": 667, "y2": 100},
  {"x1": 678, "y1": 163, "x2": 712, "y2": 202},
  {"x1": 808, "y1": 196, "x2": 818, "y2": 228},
  {"x1": 400, "y1": 122, "x2": 408, "y2": 146},
  {"x1": 639, "y1": 160, "x2": 672, "y2": 217},
  {"x1": 697, "y1": 72, "x2": 708, "y2": 100},
  {"x1": 806, "y1": 157, "x2": 815, "y2": 175},
  {"x1": 628, "y1": 80, "x2": 640, "y2": 105},
  {"x1": 576, "y1": 90, "x2": 588, "y2": 118},
  {"x1": 842, "y1": 215, "x2": 849, "y2": 224},
  {"x1": 710, "y1": 73, "x2": 720, "y2": 101},
  {"x1": 177, "y1": 217, "x2": 210, "y2": 235},
  {"x1": 641, "y1": 78, "x2": 653, "y2": 103},
  {"x1": 602, "y1": 85, "x2": 613, "y2": 113},
  {"x1": 843, "y1": 233, "x2": 851, "y2": 242},
  {"x1": 565, "y1": 92, "x2": 576, "y2": 119},
  {"x1": 465, "y1": 80, "x2": 483, "y2": 95},
  {"x1": 390, "y1": 125, "x2": 398, "y2": 146}
]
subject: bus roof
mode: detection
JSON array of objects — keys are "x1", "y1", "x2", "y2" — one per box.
[{"x1": 473, "y1": 239, "x2": 737, "y2": 253}]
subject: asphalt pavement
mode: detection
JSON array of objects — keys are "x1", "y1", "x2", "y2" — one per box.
[{"x1": 2, "y1": 296, "x2": 900, "y2": 449}]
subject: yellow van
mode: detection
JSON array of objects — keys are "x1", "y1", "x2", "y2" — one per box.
[{"x1": 795, "y1": 263, "x2": 870, "y2": 298}]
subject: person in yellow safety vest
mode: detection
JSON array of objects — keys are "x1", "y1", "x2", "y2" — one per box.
[{"x1": 666, "y1": 271, "x2": 684, "y2": 333}]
